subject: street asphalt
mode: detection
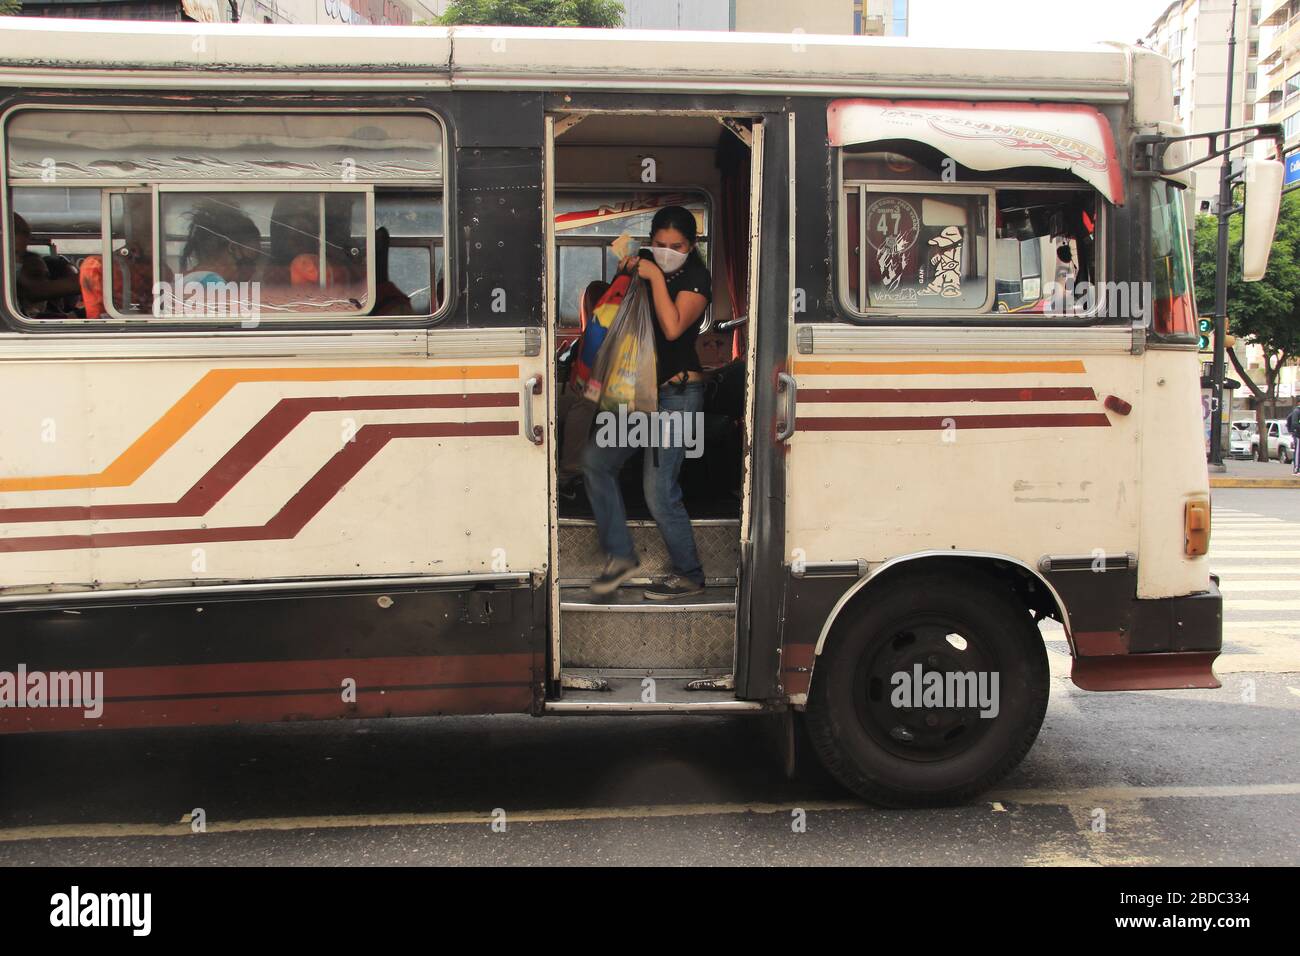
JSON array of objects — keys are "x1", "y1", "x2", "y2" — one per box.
[{"x1": 0, "y1": 487, "x2": 1296, "y2": 866}]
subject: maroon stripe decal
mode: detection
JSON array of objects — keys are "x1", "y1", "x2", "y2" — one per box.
[
  {"x1": 800, "y1": 387, "x2": 1098, "y2": 403},
  {"x1": 0, "y1": 420, "x2": 518, "y2": 553},
  {"x1": 0, "y1": 392, "x2": 517, "y2": 525},
  {"x1": 796, "y1": 413, "x2": 1111, "y2": 432},
  {"x1": 0, "y1": 686, "x2": 535, "y2": 733}
]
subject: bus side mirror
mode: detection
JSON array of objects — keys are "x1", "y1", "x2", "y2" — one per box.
[{"x1": 1242, "y1": 158, "x2": 1284, "y2": 282}]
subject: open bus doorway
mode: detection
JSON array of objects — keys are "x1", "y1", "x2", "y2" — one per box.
[{"x1": 545, "y1": 112, "x2": 762, "y2": 708}]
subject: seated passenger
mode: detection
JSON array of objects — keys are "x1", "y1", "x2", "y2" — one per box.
[
  {"x1": 12, "y1": 214, "x2": 80, "y2": 317},
  {"x1": 80, "y1": 194, "x2": 164, "y2": 318},
  {"x1": 179, "y1": 199, "x2": 262, "y2": 288},
  {"x1": 264, "y1": 195, "x2": 363, "y2": 311},
  {"x1": 371, "y1": 226, "x2": 414, "y2": 317}
]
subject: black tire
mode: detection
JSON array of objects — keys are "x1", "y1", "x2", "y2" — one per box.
[{"x1": 805, "y1": 572, "x2": 1049, "y2": 808}]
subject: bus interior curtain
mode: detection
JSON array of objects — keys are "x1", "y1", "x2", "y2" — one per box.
[{"x1": 717, "y1": 128, "x2": 751, "y2": 359}]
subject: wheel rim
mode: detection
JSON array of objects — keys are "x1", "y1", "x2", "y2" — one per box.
[{"x1": 851, "y1": 613, "x2": 1002, "y2": 762}]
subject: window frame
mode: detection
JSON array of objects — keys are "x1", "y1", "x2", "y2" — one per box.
[
  {"x1": 837, "y1": 180, "x2": 997, "y2": 317},
  {"x1": 2, "y1": 102, "x2": 451, "y2": 332},
  {"x1": 150, "y1": 183, "x2": 377, "y2": 322},
  {"x1": 553, "y1": 184, "x2": 715, "y2": 330},
  {"x1": 833, "y1": 149, "x2": 1110, "y2": 326}
]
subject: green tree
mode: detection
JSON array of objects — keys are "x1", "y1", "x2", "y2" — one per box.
[
  {"x1": 437, "y1": 0, "x2": 624, "y2": 27},
  {"x1": 1193, "y1": 190, "x2": 1300, "y2": 459},
  {"x1": 0, "y1": 1, "x2": 22, "y2": 15}
]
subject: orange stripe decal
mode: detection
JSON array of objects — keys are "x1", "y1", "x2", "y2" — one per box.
[
  {"x1": 792, "y1": 360, "x2": 1087, "y2": 376},
  {"x1": 0, "y1": 365, "x2": 520, "y2": 493}
]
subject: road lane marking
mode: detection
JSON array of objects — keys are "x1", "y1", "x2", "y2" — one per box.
[
  {"x1": 1213, "y1": 566, "x2": 1300, "y2": 575},
  {"x1": 2, "y1": 783, "x2": 1299, "y2": 844},
  {"x1": 1217, "y1": 581, "x2": 1300, "y2": 591}
]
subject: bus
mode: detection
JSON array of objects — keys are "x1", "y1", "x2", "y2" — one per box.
[{"x1": 0, "y1": 18, "x2": 1284, "y2": 807}]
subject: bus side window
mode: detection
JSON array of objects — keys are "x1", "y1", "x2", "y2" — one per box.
[
  {"x1": 4, "y1": 108, "x2": 447, "y2": 327},
  {"x1": 9, "y1": 187, "x2": 101, "y2": 320}
]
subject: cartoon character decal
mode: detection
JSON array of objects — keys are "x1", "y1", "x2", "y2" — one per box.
[{"x1": 919, "y1": 225, "x2": 964, "y2": 298}]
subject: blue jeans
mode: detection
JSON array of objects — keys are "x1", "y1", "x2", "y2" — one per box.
[{"x1": 581, "y1": 381, "x2": 705, "y2": 584}]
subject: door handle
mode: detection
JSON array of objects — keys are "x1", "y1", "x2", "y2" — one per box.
[
  {"x1": 522, "y1": 374, "x2": 543, "y2": 445},
  {"x1": 776, "y1": 371, "x2": 797, "y2": 443}
]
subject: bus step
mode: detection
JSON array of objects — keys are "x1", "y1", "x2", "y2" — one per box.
[
  {"x1": 559, "y1": 585, "x2": 736, "y2": 671},
  {"x1": 557, "y1": 517, "x2": 739, "y2": 586},
  {"x1": 546, "y1": 675, "x2": 761, "y2": 714}
]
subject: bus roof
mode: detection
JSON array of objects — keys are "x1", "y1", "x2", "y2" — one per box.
[{"x1": 0, "y1": 18, "x2": 1151, "y2": 102}]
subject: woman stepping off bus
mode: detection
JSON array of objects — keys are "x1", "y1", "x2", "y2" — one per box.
[{"x1": 583, "y1": 206, "x2": 711, "y2": 601}]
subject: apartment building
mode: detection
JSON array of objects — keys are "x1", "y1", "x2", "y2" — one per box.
[
  {"x1": 621, "y1": 0, "x2": 865, "y2": 33},
  {"x1": 1260, "y1": 0, "x2": 1300, "y2": 162},
  {"x1": 19, "y1": 0, "x2": 437, "y2": 24},
  {"x1": 1145, "y1": 0, "x2": 1261, "y2": 209}
]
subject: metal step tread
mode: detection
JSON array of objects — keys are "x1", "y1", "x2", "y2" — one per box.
[
  {"x1": 558, "y1": 517, "x2": 740, "y2": 528},
  {"x1": 560, "y1": 584, "x2": 736, "y2": 613},
  {"x1": 546, "y1": 676, "x2": 761, "y2": 713},
  {"x1": 559, "y1": 574, "x2": 738, "y2": 587}
]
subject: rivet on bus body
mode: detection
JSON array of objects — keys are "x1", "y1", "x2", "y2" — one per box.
[
  {"x1": 377, "y1": 596, "x2": 394, "y2": 609},
  {"x1": 1157, "y1": 378, "x2": 1166, "y2": 386}
]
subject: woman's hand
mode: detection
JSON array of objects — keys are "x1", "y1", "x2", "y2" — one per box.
[{"x1": 619, "y1": 255, "x2": 663, "y2": 283}]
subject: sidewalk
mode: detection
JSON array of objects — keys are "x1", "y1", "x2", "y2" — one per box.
[{"x1": 1210, "y1": 456, "x2": 1300, "y2": 488}]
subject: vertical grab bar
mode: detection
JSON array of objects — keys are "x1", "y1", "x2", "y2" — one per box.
[
  {"x1": 776, "y1": 371, "x2": 797, "y2": 443},
  {"x1": 522, "y1": 374, "x2": 543, "y2": 445}
]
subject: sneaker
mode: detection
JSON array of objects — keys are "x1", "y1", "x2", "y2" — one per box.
[
  {"x1": 590, "y1": 555, "x2": 640, "y2": 596},
  {"x1": 557, "y1": 476, "x2": 582, "y2": 502},
  {"x1": 643, "y1": 575, "x2": 705, "y2": 601}
]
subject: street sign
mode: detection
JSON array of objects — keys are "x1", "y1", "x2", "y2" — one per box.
[{"x1": 1286, "y1": 150, "x2": 1300, "y2": 187}]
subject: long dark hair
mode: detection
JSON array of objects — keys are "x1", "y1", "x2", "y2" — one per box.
[
  {"x1": 650, "y1": 205, "x2": 706, "y2": 269},
  {"x1": 181, "y1": 199, "x2": 259, "y2": 272}
]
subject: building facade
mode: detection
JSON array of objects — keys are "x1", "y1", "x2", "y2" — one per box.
[
  {"x1": 1144, "y1": 0, "x2": 1261, "y2": 209},
  {"x1": 853, "y1": 0, "x2": 908, "y2": 36},
  {"x1": 1259, "y1": 0, "x2": 1300, "y2": 154},
  {"x1": 19, "y1": 0, "x2": 438, "y2": 25},
  {"x1": 619, "y1": 0, "x2": 876, "y2": 35}
]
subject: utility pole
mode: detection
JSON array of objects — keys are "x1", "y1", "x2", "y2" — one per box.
[{"x1": 1209, "y1": 0, "x2": 1239, "y2": 469}]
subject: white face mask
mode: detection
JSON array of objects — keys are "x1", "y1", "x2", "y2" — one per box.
[{"x1": 648, "y1": 246, "x2": 689, "y2": 274}]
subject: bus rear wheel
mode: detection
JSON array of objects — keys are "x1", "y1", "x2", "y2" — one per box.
[{"x1": 804, "y1": 573, "x2": 1049, "y2": 808}]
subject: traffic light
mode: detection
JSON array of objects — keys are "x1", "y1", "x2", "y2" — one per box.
[{"x1": 1197, "y1": 317, "x2": 1213, "y2": 351}]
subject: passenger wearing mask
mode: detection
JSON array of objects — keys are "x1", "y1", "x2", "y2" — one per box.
[{"x1": 583, "y1": 205, "x2": 710, "y2": 600}]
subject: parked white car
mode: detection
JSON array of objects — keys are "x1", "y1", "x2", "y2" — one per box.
[
  {"x1": 1230, "y1": 421, "x2": 1257, "y2": 459},
  {"x1": 1251, "y1": 419, "x2": 1295, "y2": 463}
]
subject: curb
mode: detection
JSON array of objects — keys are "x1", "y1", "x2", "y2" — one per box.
[{"x1": 1210, "y1": 477, "x2": 1300, "y2": 488}]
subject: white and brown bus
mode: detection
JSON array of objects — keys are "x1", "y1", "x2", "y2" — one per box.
[{"x1": 0, "y1": 18, "x2": 1283, "y2": 805}]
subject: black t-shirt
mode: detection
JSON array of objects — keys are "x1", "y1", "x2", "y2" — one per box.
[{"x1": 654, "y1": 253, "x2": 711, "y2": 383}]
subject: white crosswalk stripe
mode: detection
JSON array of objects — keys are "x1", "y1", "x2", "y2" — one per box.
[
  {"x1": 1211, "y1": 503, "x2": 1300, "y2": 673},
  {"x1": 1039, "y1": 503, "x2": 1300, "y2": 675}
]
